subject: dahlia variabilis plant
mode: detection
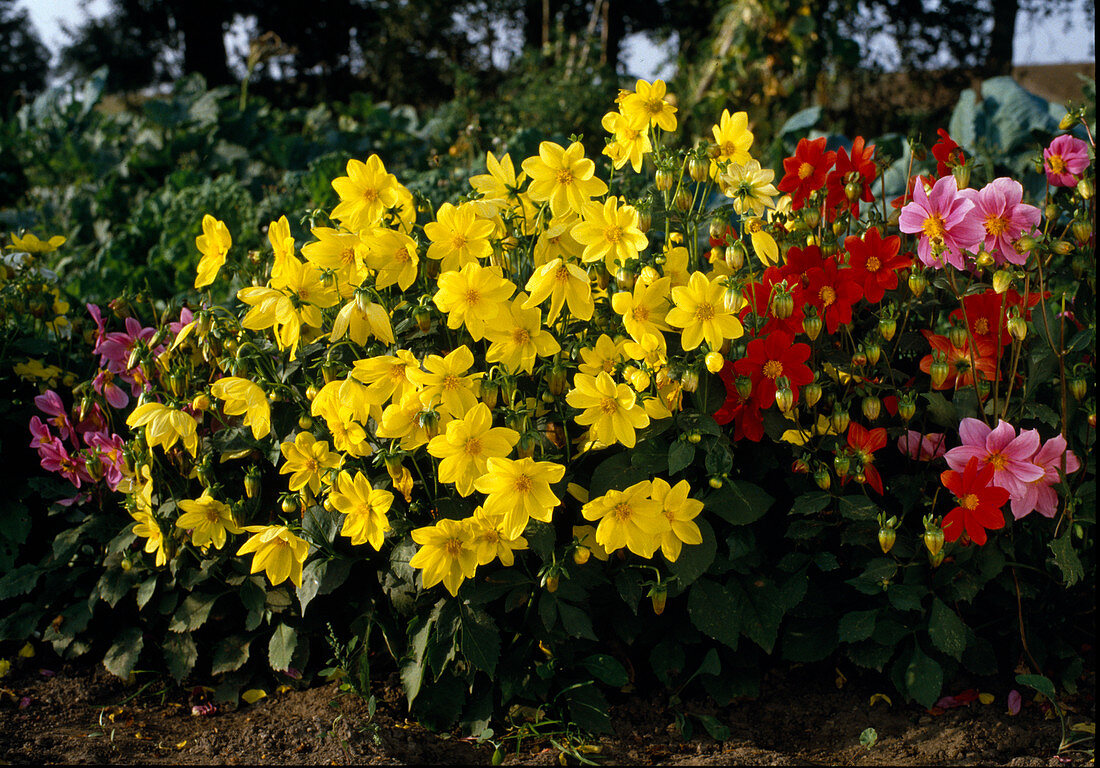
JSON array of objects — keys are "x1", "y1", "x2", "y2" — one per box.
[{"x1": 939, "y1": 457, "x2": 1010, "y2": 546}]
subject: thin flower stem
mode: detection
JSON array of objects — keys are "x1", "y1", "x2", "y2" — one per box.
[
  {"x1": 1011, "y1": 566, "x2": 1043, "y2": 674},
  {"x1": 946, "y1": 269, "x2": 992, "y2": 426}
]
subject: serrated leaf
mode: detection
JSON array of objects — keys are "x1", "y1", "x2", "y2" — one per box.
[
  {"x1": 838, "y1": 610, "x2": 877, "y2": 643},
  {"x1": 790, "y1": 492, "x2": 831, "y2": 516},
  {"x1": 163, "y1": 632, "x2": 198, "y2": 682},
  {"x1": 461, "y1": 608, "x2": 500, "y2": 676},
  {"x1": 268, "y1": 624, "x2": 297, "y2": 672},
  {"x1": 928, "y1": 598, "x2": 967, "y2": 661},
  {"x1": 103, "y1": 626, "x2": 144, "y2": 679},
  {"x1": 136, "y1": 576, "x2": 157, "y2": 609},
  {"x1": 169, "y1": 592, "x2": 221, "y2": 633},
  {"x1": 0, "y1": 564, "x2": 40, "y2": 600},
  {"x1": 211, "y1": 634, "x2": 251, "y2": 675},
  {"x1": 1049, "y1": 531, "x2": 1084, "y2": 587},
  {"x1": 904, "y1": 645, "x2": 943, "y2": 708},
  {"x1": 688, "y1": 578, "x2": 740, "y2": 650}
]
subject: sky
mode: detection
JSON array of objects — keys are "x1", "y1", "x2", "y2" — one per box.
[{"x1": 17, "y1": 0, "x2": 1097, "y2": 82}]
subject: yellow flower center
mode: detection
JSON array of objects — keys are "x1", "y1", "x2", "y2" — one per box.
[
  {"x1": 694, "y1": 302, "x2": 716, "y2": 321},
  {"x1": 623, "y1": 127, "x2": 641, "y2": 141},
  {"x1": 304, "y1": 458, "x2": 320, "y2": 474},
  {"x1": 341, "y1": 247, "x2": 356, "y2": 265},
  {"x1": 984, "y1": 216, "x2": 1008, "y2": 236},
  {"x1": 554, "y1": 265, "x2": 571, "y2": 283},
  {"x1": 511, "y1": 327, "x2": 531, "y2": 345},
  {"x1": 866, "y1": 255, "x2": 881, "y2": 271},
  {"x1": 451, "y1": 234, "x2": 468, "y2": 250},
  {"x1": 444, "y1": 537, "x2": 464, "y2": 557},
  {"x1": 355, "y1": 503, "x2": 371, "y2": 518},
  {"x1": 632, "y1": 305, "x2": 650, "y2": 322},
  {"x1": 797, "y1": 161, "x2": 814, "y2": 180},
  {"x1": 204, "y1": 508, "x2": 221, "y2": 523},
  {"x1": 819, "y1": 286, "x2": 836, "y2": 306},
  {"x1": 363, "y1": 188, "x2": 379, "y2": 203},
  {"x1": 922, "y1": 213, "x2": 947, "y2": 242},
  {"x1": 645, "y1": 97, "x2": 664, "y2": 115},
  {"x1": 974, "y1": 318, "x2": 990, "y2": 335},
  {"x1": 721, "y1": 141, "x2": 738, "y2": 157},
  {"x1": 1048, "y1": 154, "x2": 1066, "y2": 174},
  {"x1": 395, "y1": 247, "x2": 411, "y2": 263},
  {"x1": 762, "y1": 360, "x2": 783, "y2": 379},
  {"x1": 960, "y1": 493, "x2": 980, "y2": 510},
  {"x1": 513, "y1": 474, "x2": 533, "y2": 493},
  {"x1": 605, "y1": 226, "x2": 623, "y2": 244},
  {"x1": 442, "y1": 374, "x2": 462, "y2": 391},
  {"x1": 600, "y1": 396, "x2": 619, "y2": 414},
  {"x1": 389, "y1": 363, "x2": 407, "y2": 381},
  {"x1": 988, "y1": 452, "x2": 1008, "y2": 470},
  {"x1": 612, "y1": 502, "x2": 633, "y2": 521},
  {"x1": 464, "y1": 288, "x2": 481, "y2": 306},
  {"x1": 555, "y1": 169, "x2": 575, "y2": 186},
  {"x1": 464, "y1": 437, "x2": 483, "y2": 456}
]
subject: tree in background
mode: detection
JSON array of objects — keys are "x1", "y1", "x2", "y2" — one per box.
[{"x1": 0, "y1": 0, "x2": 50, "y2": 107}]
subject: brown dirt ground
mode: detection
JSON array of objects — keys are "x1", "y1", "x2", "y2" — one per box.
[{"x1": 0, "y1": 657, "x2": 1093, "y2": 766}]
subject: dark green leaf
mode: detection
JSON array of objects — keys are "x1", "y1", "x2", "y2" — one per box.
[
  {"x1": 837, "y1": 495, "x2": 878, "y2": 521},
  {"x1": 696, "y1": 714, "x2": 730, "y2": 741},
  {"x1": 688, "y1": 578, "x2": 740, "y2": 650},
  {"x1": 887, "y1": 583, "x2": 926, "y2": 612},
  {"x1": 649, "y1": 640, "x2": 687, "y2": 686},
  {"x1": 565, "y1": 683, "x2": 612, "y2": 733},
  {"x1": 928, "y1": 598, "x2": 967, "y2": 661},
  {"x1": 667, "y1": 518, "x2": 716, "y2": 590},
  {"x1": 558, "y1": 602, "x2": 597, "y2": 640},
  {"x1": 904, "y1": 645, "x2": 943, "y2": 708},
  {"x1": 1015, "y1": 673, "x2": 1056, "y2": 701},
  {"x1": 1067, "y1": 327, "x2": 1094, "y2": 352},
  {"x1": 0, "y1": 565, "x2": 40, "y2": 600},
  {"x1": 668, "y1": 440, "x2": 695, "y2": 475},
  {"x1": 163, "y1": 632, "x2": 198, "y2": 682},
  {"x1": 706, "y1": 481, "x2": 774, "y2": 525},
  {"x1": 297, "y1": 559, "x2": 326, "y2": 614},
  {"x1": 590, "y1": 452, "x2": 648, "y2": 496},
  {"x1": 136, "y1": 576, "x2": 158, "y2": 610},
  {"x1": 845, "y1": 640, "x2": 894, "y2": 671},
  {"x1": 268, "y1": 624, "x2": 297, "y2": 672},
  {"x1": 211, "y1": 634, "x2": 252, "y2": 675},
  {"x1": 921, "y1": 392, "x2": 957, "y2": 428},
  {"x1": 781, "y1": 619, "x2": 837, "y2": 662},
  {"x1": 582, "y1": 654, "x2": 629, "y2": 687},
  {"x1": 461, "y1": 608, "x2": 500, "y2": 676},
  {"x1": 704, "y1": 443, "x2": 733, "y2": 476},
  {"x1": 168, "y1": 592, "x2": 220, "y2": 632},
  {"x1": 838, "y1": 610, "x2": 877, "y2": 643},
  {"x1": 790, "y1": 492, "x2": 831, "y2": 516},
  {"x1": 728, "y1": 577, "x2": 783, "y2": 654},
  {"x1": 1049, "y1": 531, "x2": 1084, "y2": 587},
  {"x1": 629, "y1": 440, "x2": 667, "y2": 474},
  {"x1": 103, "y1": 626, "x2": 144, "y2": 679}
]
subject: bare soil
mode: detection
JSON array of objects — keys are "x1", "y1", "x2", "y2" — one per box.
[{"x1": 0, "y1": 657, "x2": 1093, "y2": 766}]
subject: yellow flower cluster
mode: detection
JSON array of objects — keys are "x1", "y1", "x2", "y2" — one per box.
[{"x1": 125, "y1": 78, "x2": 795, "y2": 596}]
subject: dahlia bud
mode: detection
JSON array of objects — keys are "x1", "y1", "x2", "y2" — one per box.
[
  {"x1": 689, "y1": 156, "x2": 709, "y2": 183},
  {"x1": 878, "y1": 515, "x2": 898, "y2": 554},
  {"x1": 480, "y1": 380, "x2": 499, "y2": 409},
  {"x1": 948, "y1": 324, "x2": 968, "y2": 350},
  {"x1": 1053, "y1": 240, "x2": 1074, "y2": 256},
  {"x1": 709, "y1": 218, "x2": 727, "y2": 240},
  {"x1": 908, "y1": 270, "x2": 927, "y2": 297},
  {"x1": 649, "y1": 584, "x2": 669, "y2": 615},
  {"x1": 244, "y1": 466, "x2": 262, "y2": 500},
  {"x1": 802, "y1": 314, "x2": 823, "y2": 341},
  {"x1": 951, "y1": 162, "x2": 970, "y2": 189},
  {"x1": 546, "y1": 363, "x2": 569, "y2": 397},
  {"x1": 735, "y1": 375, "x2": 752, "y2": 400},
  {"x1": 705, "y1": 351, "x2": 725, "y2": 374},
  {"x1": 418, "y1": 408, "x2": 442, "y2": 439},
  {"x1": 830, "y1": 405, "x2": 850, "y2": 434},
  {"x1": 864, "y1": 341, "x2": 881, "y2": 366},
  {"x1": 897, "y1": 395, "x2": 916, "y2": 422},
  {"x1": 923, "y1": 516, "x2": 945, "y2": 557},
  {"x1": 1007, "y1": 314, "x2": 1027, "y2": 342},
  {"x1": 834, "y1": 452, "x2": 850, "y2": 477},
  {"x1": 844, "y1": 181, "x2": 862, "y2": 202},
  {"x1": 802, "y1": 207, "x2": 821, "y2": 230},
  {"x1": 1077, "y1": 177, "x2": 1093, "y2": 200},
  {"x1": 1059, "y1": 112, "x2": 1077, "y2": 131},
  {"x1": 814, "y1": 466, "x2": 831, "y2": 490},
  {"x1": 680, "y1": 368, "x2": 699, "y2": 394},
  {"x1": 655, "y1": 167, "x2": 675, "y2": 192},
  {"x1": 191, "y1": 393, "x2": 211, "y2": 412},
  {"x1": 804, "y1": 382, "x2": 822, "y2": 409},
  {"x1": 1068, "y1": 377, "x2": 1087, "y2": 401},
  {"x1": 775, "y1": 376, "x2": 794, "y2": 412},
  {"x1": 929, "y1": 353, "x2": 950, "y2": 388},
  {"x1": 1015, "y1": 235, "x2": 1036, "y2": 254},
  {"x1": 412, "y1": 305, "x2": 432, "y2": 333},
  {"x1": 1072, "y1": 218, "x2": 1092, "y2": 244},
  {"x1": 589, "y1": 262, "x2": 611, "y2": 291},
  {"x1": 878, "y1": 316, "x2": 896, "y2": 341},
  {"x1": 674, "y1": 188, "x2": 692, "y2": 212},
  {"x1": 861, "y1": 394, "x2": 881, "y2": 422},
  {"x1": 573, "y1": 546, "x2": 591, "y2": 565},
  {"x1": 725, "y1": 242, "x2": 746, "y2": 271},
  {"x1": 992, "y1": 269, "x2": 1013, "y2": 294},
  {"x1": 975, "y1": 250, "x2": 995, "y2": 269},
  {"x1": 771, "y1": 290, "x2": 794, "y2": 320}
]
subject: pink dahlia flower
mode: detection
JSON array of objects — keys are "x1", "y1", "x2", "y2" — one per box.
[
  {"x1": 1043, "y1": 135, "x2": 1089, "y2": 187},
  {"x1": 898, "y1": 430, "x2": 947, "y2": 461},
  {"x1": 1010, "y1": 434, "x2": 1081, "y2": 520},
  {"x1": 34, "y1": 390, "x2": 74, "y2": 443},
  {"x1": 958, "y1": 178, "x2": 1041, "y2": 265},
  {"x1": 898, "y1": 175, "x2": 985, "y2": 269},
  {"x1": 944, "y1": 418, "x2": 1043, "y2": 499}
]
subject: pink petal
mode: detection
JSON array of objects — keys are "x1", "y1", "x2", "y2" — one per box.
[
  {"x1": 958, "y1": 418, "x2": 990, "y2": 447},
  {"x1": 1007, "y1": 689, "x2": 1022, "y2": 715}
]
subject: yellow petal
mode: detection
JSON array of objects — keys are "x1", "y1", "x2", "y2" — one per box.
[{"x1": 241, "y1": 689, "x2": 267, "y2": 704}]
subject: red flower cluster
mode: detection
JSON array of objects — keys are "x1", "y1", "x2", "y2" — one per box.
[
  {"x1": 948, "y1": 288, "x2": 1046, "y2": 350},
  {"x1": 825, "y1": 137, "x2": 876, "y2": 221}
]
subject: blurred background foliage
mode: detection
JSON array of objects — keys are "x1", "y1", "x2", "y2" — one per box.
[{"x1": 0, "y1": 0, "x2": 1094, "y2": 303}]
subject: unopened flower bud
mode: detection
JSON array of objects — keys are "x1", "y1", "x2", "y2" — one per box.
[
  {"x1": 1059, "y1": 112, "x2": 1077, "y2": 131},
  {"x1": 1077, "y1": 177, "x2": 1093, "y2": 200},
  {"x1": 1072, "y1": 219, "x2": 1092, "y2": 244},
  {"x1": 724, "y1": 242, "x2": 746, "y2": 271},
  {"x1": 735, "y1": 375, "x2": 752, "y2": 400},
  {"x1": 844, "y1": 181, "x2": 862, "y2": 202},
  {"x1": 705, "y1": 351, "x2": 724, "y2": 374},
  {"x1": 655, "y1": 168, "x2": 675, "y2": 192},
  {"x1": 689, "y1": 156, "x2": 709, "y2": 183},
  {"x1": 412, "y1": 305, "x2": 432, "y2": 333},
  {"x1": 573, "y1": 546, "x2": 591, "y2": 565},
  {"x1": 862, "y1": 394, "x2": 881, "y2": 421},
  {"x1": 1068, "y1": 377, "x2": 1087, "y2": 401},
  {"x1": 908, "y1": 270, "x2": 927, "y2": 297},
  {"x1": 814, "y1": 466, "x2": 831, "y2": 490},
  {"x1": 637, "y1": 209, "x2": 651, "y2": 232},
  {"x1": 1053, "y1": 240, "x2": 1073, "y2": 256},
  {"x1": 834, "y1": 452, "x2": 850, "y2": 477},
  {"x1": 864, "y1": 341, "x2": 881, "y2": 366},
  {"x1": 952, "y1": 162, "x2": 970, "y2": 189},
  {"x1": 615, "y1": 268, "x2": 636, "y2": 291},
  {"x1": 949, "y1": 324, "x2": 968, "y2": 350},
  {"x1": 775, "y1": 377, "x2": 794, "y2": 412},
  {"x1": 878, "y1": 316, "x2": 896, "y2": 342},
  {"x1": 830, "y1": 405, "x2": 850, "y2": 434},
  {"x1": 897, "y1": 396, "x2": 916, "y2": 422},
  {"x1": 804, "y1": 382, "x2": 822, "y2": 409},
  {"x1": 975, "y1": 250, "x2": 995, "y2": 268},
  {"x1": 878, "y1": 526, "x2": 896, "y2": 554},
  {"x1": 1007, "y1": 315, "x2": 1027, "y2": 341},
  {"x1": 680, "y1": 369, "x2": 699, "y2": 394},
  {"x1": 992, "y1": 269, "x2": 1012, "y2": 294},
  {"x1": 1015, "y1": 235, "x2": 1036, "y2": 254},
  {"x1": 929, "y1": 353, "x2": 950, "y2": 388},
  {"x1": 802, "y1": 314, "x2": 822, "y2": 341},
  {"x1": 650, "y1": 584, "x2": 669, "y2": 615}
]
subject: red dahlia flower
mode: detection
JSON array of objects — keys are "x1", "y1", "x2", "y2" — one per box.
[
  {"x1": 919, "y1": 331, "x2": 999, "y2": 390},
  {"x1": 949, "y1": 289, "x2": 1045, "y2": 349},
  {"x1": 825, "y1": 136, "x2": 876, "y2": 221},
  {"x1": 931, "y1": 128, "x2": 966, "y2": 178},
  {"x1": 940, "y1": 456, "x2": 1009, "y2": 545},
  {"x1": 805, "y1": 259, "x2": 863, "y2": 334},
  {"x1": 714, "y1": 361, "x2": 765, "y2": 441},
  {"x1": 733, "y1": 330, "x2": 814, "y2": 410},
  {"x1": 777, "y1": 137, "x2": 836, "y2": 211},
  {"x1": 847, "y1": 421, "x2": 887, "y2": 494},
  {"x1": 844, "y1": 227, "x2": 910, "y2": 304}
]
